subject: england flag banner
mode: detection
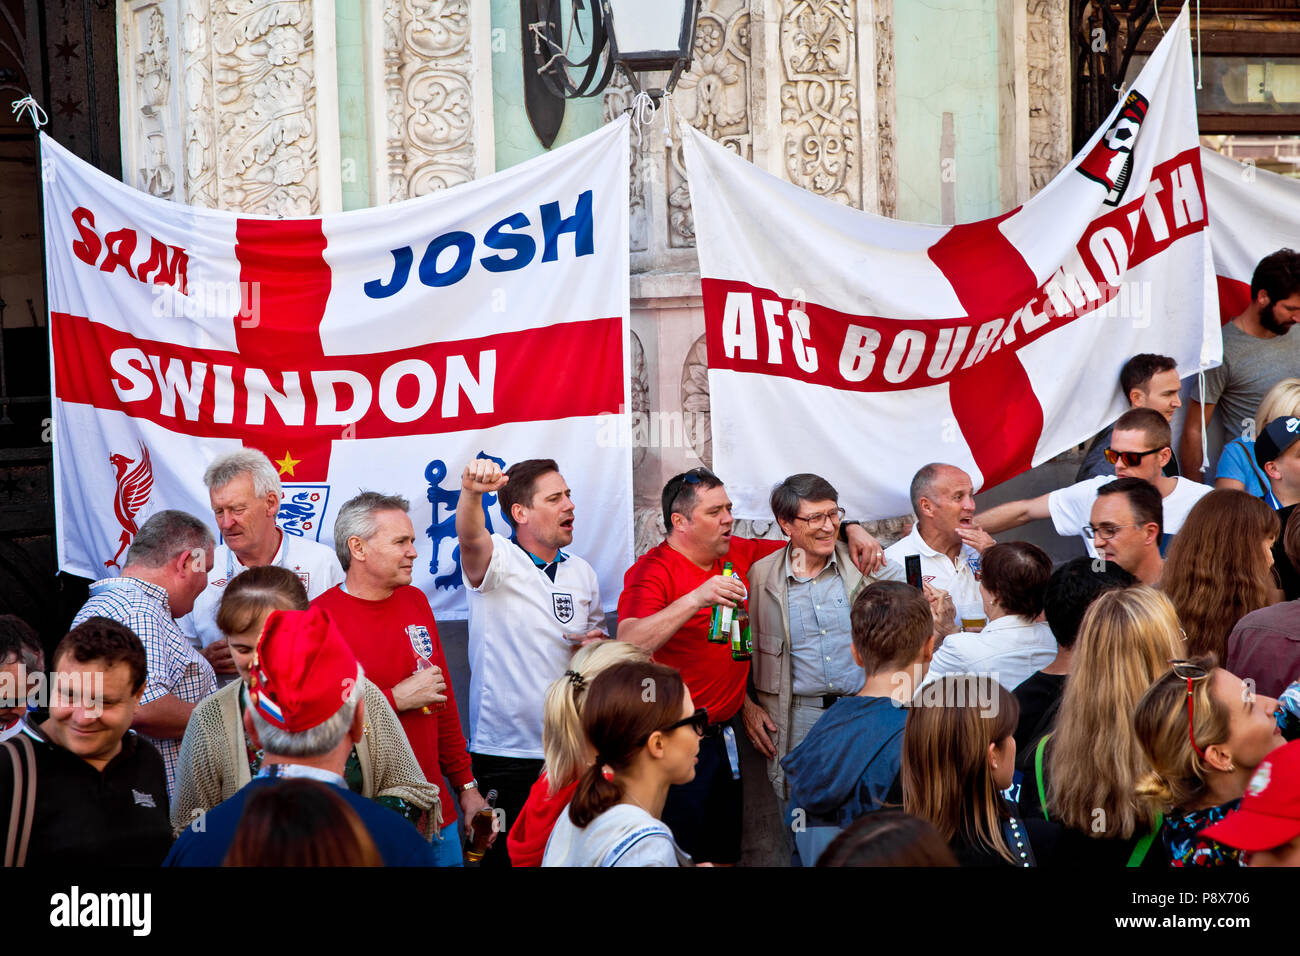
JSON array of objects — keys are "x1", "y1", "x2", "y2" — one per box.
[
  {"x1": 1202, "y1": 145, "x2": 1300, "y2": 323},
  {"x1": 684, "y1": 7, "x2": 1217, "y2": 521},
  {"x1": 45, "y1": 116, "x2": 632, "y2": 617}
]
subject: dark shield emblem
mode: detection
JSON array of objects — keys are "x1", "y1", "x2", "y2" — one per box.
[{"x1": 552, "y1": 592, "x2": 575, "y2": 624}]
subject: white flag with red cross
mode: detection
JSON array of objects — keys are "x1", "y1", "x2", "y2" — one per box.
[
  {"x1": 684, "y1": 7, "x2": 1218, "y2": 521},
  {"x1": 1202, "y1": 145, "x2": 1300, "y2": 324},
  {"x1": 44, "y1": 117, "x2": 632, "y2": 617}
]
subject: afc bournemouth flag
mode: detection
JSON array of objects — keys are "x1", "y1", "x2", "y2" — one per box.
[
  {"x1": 684, "y1": 7, "x2": 1218, "y2": 521},
  {"x1": 44, "y1": 117, "x2": 632, "y2": 617},
  {"x1": 1202, "y1": 145, "x2": 1300, "y2": 324}
]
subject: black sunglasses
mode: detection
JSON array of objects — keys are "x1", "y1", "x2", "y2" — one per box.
[
  {"x1": 1103, "y1": 446, "x2": 1165, "y2": 467},
  {"x1": 658, "y1": 707, "x2": 709, "y2": 737}
]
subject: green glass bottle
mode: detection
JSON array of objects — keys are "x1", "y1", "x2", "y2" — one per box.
[{"x1": 707, "y1": 561, "x2": 735, "y2": 643}]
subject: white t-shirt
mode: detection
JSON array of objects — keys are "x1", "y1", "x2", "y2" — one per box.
[
  {"x1": 542, "y1": 802, "x2": 691, "y2": 867},
  {"x1": 181, "y1": 529, "x2": 344, "y2": 684},
  {"x1": 466, "y1": 534, "x2": 604, "y2": 759},
  {"x1": 882, "y1": 525, "x2": 983, "y2": 611},
  {"x1": 1048, "y1": 475, "x2": 1213, "y2": 557}
]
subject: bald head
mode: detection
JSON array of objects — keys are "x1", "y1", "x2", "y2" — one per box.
[{"x1": 910, "y1": 464, "x2": 976, "y2": 544}]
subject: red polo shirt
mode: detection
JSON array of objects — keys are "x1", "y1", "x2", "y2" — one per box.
[
  {"x1": 618, "y1": 537, "x2": 783, "y2": 723},
  {"x1": 314, "y1": 584, "x2": 474, "y2": 824}
]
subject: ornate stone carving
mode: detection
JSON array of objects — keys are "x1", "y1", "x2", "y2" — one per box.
[
  {"x1": 381, "y1": 0, "x2": 478, "y2": 201},
  {"x1": 134, "y1": 6, "x2": 175, "y2": 199},
  {"x1": 664, "y1": 0, "x2": 751, "y2": 249},
  {"x1": 210, "y1": 0, "x2": 318, "y2": 215},
  {"x1": 603, "y1": 79, "x2": 648, "y2": 253},
  {"x1": 873, "y1": 0, "x2": 897, "y2": 217},
  {"x1": 779, "y1": 0, "x2": 859, "y2": 206},
  {"x1": 681, "y1": 334, "x2": 711, "y2": 468},
  {"x1": 1027, "y1": 0, "x2": 1069, "y2": 194},
  {"x1": 629, "y1": 330, "x2": 650, "y2": 470},
  {"x1": 180, "y1": 1, "x2": 218, "y2": 208}
]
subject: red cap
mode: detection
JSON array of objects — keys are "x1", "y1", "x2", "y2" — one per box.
[
  {"x1": 248, "y1": 606, "x2": 361, "y2": 734},
  {"x1": 1200, "y1": 741, "x2": 1300, "y2": 852}
]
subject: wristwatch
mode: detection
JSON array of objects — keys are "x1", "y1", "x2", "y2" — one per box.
[
  {"x1": 460, "y1": 780, "x2": 479, "y2": 793},
  {"x1": 838, "y1": 519, "x2": 862, "y2": 542}
]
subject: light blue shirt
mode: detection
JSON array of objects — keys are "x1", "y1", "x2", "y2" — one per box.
[{"x1": 785, "y1": 550, "x2": 861, "y2": 698}]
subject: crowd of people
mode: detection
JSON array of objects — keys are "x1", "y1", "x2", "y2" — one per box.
[{"x1": 5, "y1": 249, "x2": 1300, "y2": 868}]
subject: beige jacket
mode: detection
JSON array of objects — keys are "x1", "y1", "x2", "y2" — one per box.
[
  {"x1": 749, "y1": 540, "x2": 901, "y2": 800},
  {"x1": 170, "y1": 677, "x2": 443, "y2": 838}
]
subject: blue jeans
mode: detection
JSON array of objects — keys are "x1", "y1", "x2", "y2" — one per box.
[{"x1": 433, "y1": 820, "x2": 464, "y2": 867}]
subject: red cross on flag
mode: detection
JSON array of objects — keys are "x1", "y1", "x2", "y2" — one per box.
[
  {"x1": 1202, "y1": 145, "x2": 1300, "y2": 324},
  {"x1": 44, "y1": 117, "x2": 633, "y2": 616},
  {"x1": 684, "y1": 7, "x2": 1218, "y2": 521}
]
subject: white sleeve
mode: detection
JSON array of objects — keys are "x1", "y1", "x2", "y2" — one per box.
[
  {"x1": 924, "y1": 635, "x2": 968, "y2": 684},
  {"x1": 585, "y1": 567, "x2": 606, "y2": 633},
  {"x1": 610, "y1": 832, "x2": 681, "y2": 867},
  {"x1": 465, "y1": 533, "x2": 509, "y2": 593},
  {"x1": 1047, "y1": 479, "x2": 1097, "y2": 538}
]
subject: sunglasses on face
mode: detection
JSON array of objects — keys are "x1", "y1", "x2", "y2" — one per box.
[
  {"x1": 1169, "y1": 659, "x2": 1210, "y2": 760},
  {"x1": 658, "y1": 707, "x2": 709, "y2": 738},
  {"x1": 1103, "y1": 446, "x2": 1165, "y2": 467}
]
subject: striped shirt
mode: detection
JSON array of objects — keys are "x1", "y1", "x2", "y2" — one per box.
[{"x1": 73, "y1": 577, "x2": 217, "y2": 795}]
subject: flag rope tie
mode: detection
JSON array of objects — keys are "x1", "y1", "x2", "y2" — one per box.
[
  {"x1": 630, "y1": 90, "x2": 656, "y2": 150},
  {"x1": 10, "y1": 95, "x2": 47, "y2": 129}
]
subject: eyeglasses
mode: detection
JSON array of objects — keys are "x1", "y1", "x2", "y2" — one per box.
[
  {"x1": 793, "y1": 507, "x2": 846, "y2": 528},
  {"x1": 657, "y1": 707, "x2": 709, "y2": 738},
  {"x1": 662, "y1": 467, "x2": 719, "y2": 525},
  {"x1": 1103, "y1": 446, "x2": 1166, "y2": 467},
  {"x1": 1170, "y1": 659, "x2": 1211, "y2": 760},
  {"x1": 1082, "y1": 522, "x2": 1141, "y2": 540}
]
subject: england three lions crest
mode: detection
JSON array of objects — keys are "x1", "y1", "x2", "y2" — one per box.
[
  {"x1": 406, "y1": 625, "x2": 433, "y2": 662},
  {"x1": 552, "y1": 592, "x2": 575, "y2": 624}
]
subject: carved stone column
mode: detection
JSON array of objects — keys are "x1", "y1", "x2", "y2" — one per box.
[
  {"x1": 1027, "y1": 0, "x2": 1070, "y2": 194},
  {"x1": 118, "y1": 0, "x2": 342, "y2": 214},
  {"x1": 369, "y1": 0, "x2": 494, "y2": 203}
]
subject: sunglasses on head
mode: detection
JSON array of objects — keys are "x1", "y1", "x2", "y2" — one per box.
[
  {"x1": 1169, "y1": 659, "x2": 1211, "y2": 760},
  {"x1": 1103, "y1": 446, "x2": 1165, "y2": 467},
  {"x1": 662, "y1": 467, "x2": 719, "y2": 525}
]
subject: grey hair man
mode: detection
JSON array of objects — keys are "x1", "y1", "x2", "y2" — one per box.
[
  {"x1": 315, "y1": 491, "x2": 486, "y2": 864},
  {"x1": 182, "y1": 447, "x2": 343, "y2": 685},
  {"x1": 72, "y1": 510, "x2": 216, "y2": 794},
  {"x1": 882, "y1": 463, "x2": 993, "y2": 618},
  {"x1": 164, "y1": 605, "x2": 436, "y2": 865},
  {"x1": 746, "y1": 474, "x2": 908, "y2": 804}
]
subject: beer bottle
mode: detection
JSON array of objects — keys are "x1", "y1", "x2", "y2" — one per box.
[
  {"x1": 464, "y1": 789, "x2": 499, "y2": 863},
  {"x1": 707, "y1": 562, "x2": 735, "y2": 643},
  {"x1": 730, "y1": 600, "x2": 752, "y2": 661}
]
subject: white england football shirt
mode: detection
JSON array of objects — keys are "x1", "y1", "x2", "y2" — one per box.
[{"x1": 466, "y1": 533, "x2": 604, "y2": 759}]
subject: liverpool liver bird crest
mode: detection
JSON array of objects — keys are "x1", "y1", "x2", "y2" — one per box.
[{"x1": 105, "y1": 441, "x2": 154, "y2": 570}]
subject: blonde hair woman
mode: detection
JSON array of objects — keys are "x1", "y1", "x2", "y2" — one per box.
[
  {"x1": 903, "y1": 675, "x2": 1049, "y2": 866},
  {"x1": 171, "y1": 566, "x2": 441, "y2": 838},
  {"x1": 1215, "y1": 376, "x2": 1300, "y2": 501},
  {"x1": 1018, "y1": 587, "x2": 1184, "y2": 865},
  {"x1": 506, "y1": 639, "x2": 648, "y2": 866},
  {"x1": 1134, "y1": 656, "x2": 1284, "y2": 866}
]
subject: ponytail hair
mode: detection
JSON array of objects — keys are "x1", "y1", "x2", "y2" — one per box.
[
  {"x1": 542, "y1": 640, "x2": 649, "y2": 793},
  {"x1": 1133, "y1": 655, "x2": 1231, "y2": 813},
  {"x1": 568, "y1": 660, "x2": 686, "y2": 829}
]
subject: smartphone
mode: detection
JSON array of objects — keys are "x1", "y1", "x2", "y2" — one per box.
[{"x1": 905, "y1": 554, "x2": 923, "y2": 590}]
